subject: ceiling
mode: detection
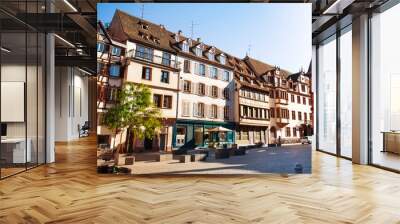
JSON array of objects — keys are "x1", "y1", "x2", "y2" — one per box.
[{"x1": 0, "y1": 0, "x2": 98, "y2": 74}]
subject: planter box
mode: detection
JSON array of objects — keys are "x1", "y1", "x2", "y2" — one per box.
[
  {"x1": 191, "y1": 153, "x2": 207, "y2": 162},
  {"x1": 115, "y1": 153, "x2": 130, "y2": 166},
  {"x1": 125, "y1": 156, "x2": 135, "y2": 165}
]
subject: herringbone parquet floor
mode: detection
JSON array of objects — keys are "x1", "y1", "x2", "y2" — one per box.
[{"x1": 1, "y1": 136, "x2": 400, "y2": 224}]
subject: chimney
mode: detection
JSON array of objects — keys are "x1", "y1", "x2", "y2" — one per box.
[
  {"x1": 160, "y1": 24, "x2": 165, "y2": 29},
  {"x1": 178, "y1": 30, "x2": 182, "y2": 35},
  {"x1": 197, "y1": 37, "x2": 201, "y2": 42}
]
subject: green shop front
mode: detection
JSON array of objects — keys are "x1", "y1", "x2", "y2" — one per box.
[{"x1": 173, "y1": 120, "x2": 235, "y2": 149}]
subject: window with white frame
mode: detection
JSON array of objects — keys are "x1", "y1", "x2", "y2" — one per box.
[
  {"x1": 198, "y1": 83, "x2": 205, "y2": 95},
  {"x1": 211, "y1": 86, "x2": 218, "y2": 97},
  {"x1": 208, "y1": 52, "x2": 214, "y2": 61},
  {"x1": 183, "y1": 80, "x2": 191, "y2": 93},
  {"x1": 219, "y1": 55, "x2": 226, "y2": 64},
  {"x1": 195, "y1": 47, "x2": 202, "y2": 57},
  {"x1": 210, "y1": 67, "x2": 218, "y2": 79},
  {"x1": 197, "y1": 103, "x2": 204, "y2": 117},
  {"x1": 199, "y1": 64, "x2": 206, "y2": 76},
  {"x1": 136, "y1": 44, "x2": 153, "y2": 61},
  {"x1": 182, "y1": 42, "x2": 189, "y2": 52},
  {"x1": 162, "y1": 52, "x2": 171, "y2": 66},
  {"x1": 211, "y1": 105, "x2": 218, "y2": 118},
  {"x1": 223, "y1": 70, "x2": 230, "y2": 81}
]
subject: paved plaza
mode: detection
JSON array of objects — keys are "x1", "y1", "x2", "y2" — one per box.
[{"x1": 130, "y1": 144, "x2": 312, "y2": 175}]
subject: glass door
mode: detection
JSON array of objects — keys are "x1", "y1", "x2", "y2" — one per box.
[
  {"x1": 317, "y1": 35, "x2": 337, "y2": 154},
  {"x1": 339, "y1": 26, "x2": 352, "y2": 158},
  {"x1": 370, "y1": 3, "x2": 400, "y2": 171}
]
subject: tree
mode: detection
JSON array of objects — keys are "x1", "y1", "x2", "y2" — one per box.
[{"x1": 102, "y1": 83, "x2": 162, "y2": 153}]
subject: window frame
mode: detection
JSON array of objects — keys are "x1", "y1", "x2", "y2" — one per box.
[
  {"x1": 160, "y1": 70, "x2": 169, "y2": 83},
  {"x1": 141, "y1": 67, "x2": 152, "y2": 80}
]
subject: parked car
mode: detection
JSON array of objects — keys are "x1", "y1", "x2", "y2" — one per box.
[{"x1": 300, "y1": 136, "x2": 312, "y2": 144}]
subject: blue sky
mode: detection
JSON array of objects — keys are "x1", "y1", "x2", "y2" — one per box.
[{"x1": 98, "y1": 3, "x2": 311, "y2": 73}]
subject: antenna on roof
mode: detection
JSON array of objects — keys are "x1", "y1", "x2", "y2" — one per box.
[
  {"x1": 140, "y1": 4, "x2": 144, "y2": 19},
  {"x1": 190, "y1": 21, "x2": 199, "y2": 39},
  {"x1": 247, "y1": 43, "x2": 252, "y2": 57}
]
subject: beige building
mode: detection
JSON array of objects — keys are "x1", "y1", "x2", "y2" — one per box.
[{"x1": 107, "y1": 10, "x2": 180, "y2": 152}]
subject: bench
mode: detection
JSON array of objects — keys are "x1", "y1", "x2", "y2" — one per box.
[
  {"x1": 157, "y1": 154, "x2": 173, "y2": 162},
  {"x1": 173, "y1": 155, "x2": 191, "y2": 163},
  {"x1": 191, "y1": 153, "x2": 207, "y2": 162}
]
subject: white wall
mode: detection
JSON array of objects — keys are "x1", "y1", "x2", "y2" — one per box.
[{"x1": 55, "y1": 67, "x2": 89, "y2": 141}]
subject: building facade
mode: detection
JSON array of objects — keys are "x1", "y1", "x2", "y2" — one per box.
[
  {"x1": 99, "y1": 10, "x2": 313, "y2": 152},
  {"x1": 97, "y1": 21, "x2": 127, "y2": 151},
  {"x1": 231, "y1": 56, "x2": 271, "y2": 145},
  {"x1": 173, "y1": 35, "x2": 235, "y2": 149}
]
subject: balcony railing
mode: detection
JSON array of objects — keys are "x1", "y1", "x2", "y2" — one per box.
[{"x1": 127, "y1": 49, "x2": 180, "y2": 69}]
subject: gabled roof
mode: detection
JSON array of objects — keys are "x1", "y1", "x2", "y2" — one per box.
[
  {"x1": 243, "y1": 56, "x2": 274, "y2": 76},
  {"x1": 243, "y1": 56, "x2": 293, "y2": 79},
  {"x1": 98, "y1": 21, "x2": 126, "y2": 48},
  {"x1": 287, "y1": 72, "x2": 303, "y2": 82},
  {"x1": 111, "y1": 10, "x2": 176, "y2": 52}
]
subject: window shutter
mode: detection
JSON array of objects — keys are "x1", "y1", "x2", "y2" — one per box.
[
  {"x1": 217, "y1": 68, "x2": 222, "y2": 80},
  {"x1": 179, "y1": 80, "x2": 184, "y2": 91},
  {"x1": 205, "y1": 65, "x2": 210, "y2": 77},
  {"x1": 206, "y1": 105, "x2": 211, "y2": 118},
  {"x1": 194, "y1": 63, "x2": 199, "y2": 75},
  {"x1": 188, "y1": 60, "x2": 191, "y2": 72},
  {"x1": 193, "y1": 103, "x2": 198, "y2": 117},
  {"x1": 181, "y1": 101, "x2": 186, "y2": 116},
  {"x1": 187, "y1": 102, "x2": 192, "y2": 116},
  {"x1": 190, "y1": 82, "x2": 195, "y2": 93}
]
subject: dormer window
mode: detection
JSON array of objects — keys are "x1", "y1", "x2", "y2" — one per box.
[
  {"x1": 139, "y1": 22, "x2": 149, "y2": 30},
  {"x1": 208, "y1": 52, "x2": 214, "y2": 61},
  {"x1": 250, "y1": 80, "x2": 254, "y2": 85},
  {"x1": 219, "y1": 55, "x2": 226, "y2": 64},
  {"x1": 240, "y1": 76, "x2": 244, "y2": 81},
  {"x1": 182, "y1": 42, "x2": 189, "y2": 52},
  {"x1": 195, "y1": 47, "x2": 202, "y2": 57}
]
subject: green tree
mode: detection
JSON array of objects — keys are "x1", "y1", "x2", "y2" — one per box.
[{"x1": 102, "y1": 83, "x2": 162, "y2": 153}]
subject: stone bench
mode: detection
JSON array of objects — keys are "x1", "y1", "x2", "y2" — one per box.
[
  {"x1": 157, "y1": 154, "x2": 173, "y2": 162},
  {"x1": 191, "y1": 153, "x2": 207, "y2": 162},
  {"x1": 173, "y1": 155, "x2": 191, "y2": 163}
]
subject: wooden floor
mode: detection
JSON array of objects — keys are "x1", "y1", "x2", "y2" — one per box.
[{"x1": 1, "y1": 136, "x2": 400, "y2": 223}]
